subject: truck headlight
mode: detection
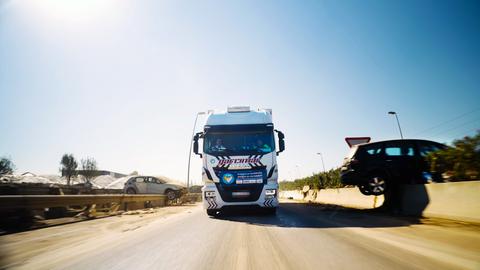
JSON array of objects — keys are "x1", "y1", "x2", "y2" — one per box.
[
  {"x1": 265, "y1": 189, "x2": 276, "y2": 199},
  {"x1": 205, "y1": 191, "x2": 216, "y2": 198},
  {"x1": 265, "y1": 189, "x2": 276, "y2": 195}
]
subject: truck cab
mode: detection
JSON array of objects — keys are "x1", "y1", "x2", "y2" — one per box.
[{"x1": 193, "y1": 106, "x2": 285, "y2": 216}]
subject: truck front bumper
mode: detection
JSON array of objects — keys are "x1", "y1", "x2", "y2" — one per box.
[{"x1": 201, "y1": 183, "x2": 279, "y2": 210}]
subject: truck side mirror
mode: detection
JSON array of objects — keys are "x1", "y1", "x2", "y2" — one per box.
[
  {"x1": 193, "y1": 132, "x2": 203, "y2": 158},
  {"x1": 275, "y1": 130, "x2": 285, "y2": 156}
]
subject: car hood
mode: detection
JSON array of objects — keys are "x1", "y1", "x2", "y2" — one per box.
[
  {"x1": 166, "y1": 183, "x2": 186, "y2": 189},
  {"x1": 155, "y1": 176, "x2": 186, "y2": 188}
]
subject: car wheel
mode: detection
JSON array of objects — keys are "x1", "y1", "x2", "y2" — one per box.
[
  {"x1": 165, "y1": 189, "x2": 176, "y2": 201},
  {"x1": 367, "y1": 174, "x2": 388, "y2": 195},
  {"x1": 358, "y1": 185, "x2": 372, "y2": 196},
  {"x1": 126, "y1": 188, "x2": 136, "y2": 194},
  {"x1": 206, "y1": 209, "x2": 218, "y2": 217}
]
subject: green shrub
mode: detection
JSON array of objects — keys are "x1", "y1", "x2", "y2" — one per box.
[
  {"x1": 427, "y1": 131, "x2": 480, "y2": 181},
  {"x1": 279, "y1": 168, "x2": 343, "y2": 191}
]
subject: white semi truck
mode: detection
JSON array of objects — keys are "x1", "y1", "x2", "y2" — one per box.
[{"x1": 193, "y1": 106, "x2": 285, "y2": 216}]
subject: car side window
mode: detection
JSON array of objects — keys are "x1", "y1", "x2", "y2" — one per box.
[
  {"x1": 385, "y1": 146, "x2": 401, "y2": 156},
  {"x1": 405, "y1": 147, "x2": 415, "y2": 156},
  {"x1": 363, "y1": 144, "x2": 382, "y2": 156},
  {"x1": 145, "y1": 177, "x2": 154, "y2": 183},
  {"x1": 419, "y1": 143, "x2": 441, "y2": 157},
  {"x1": 135, "y1": 177, "x2": 144, "y2": 183},
  {"x1": 385, "y1": 142, "x2": 415, "y2": 157}
]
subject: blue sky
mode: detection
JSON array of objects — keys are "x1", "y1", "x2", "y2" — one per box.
[{"x1": 1, "y1": 0, "x2": 479, "y2": 183}]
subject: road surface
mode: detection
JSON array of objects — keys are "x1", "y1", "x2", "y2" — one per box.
[{"x1": 1, "y1": 202, "x2": 479, "y2": 270}]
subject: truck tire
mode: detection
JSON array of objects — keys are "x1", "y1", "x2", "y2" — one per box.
[
  {"x1": 126, "y1": 188, "x2": 136, "y2": 194},
  {"x1": 265, "y1": 207, "x2": 277, "y2": 215},
  {"x1": 206, "y1": 209, "x2": 218, "y2": 217}
]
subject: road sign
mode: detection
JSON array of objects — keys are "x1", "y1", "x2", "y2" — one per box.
[{"x1": 345, "y1": 137, "x2": 371, "y2": 147}]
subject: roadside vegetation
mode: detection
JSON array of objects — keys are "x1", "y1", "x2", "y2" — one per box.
[
  {"x1": 279, "y1": 168, "x2": 343, "y2": 191},
  {"x1": 59, "y1": 154, "x2": 78, "y2": 186},
  {"x1": 80, "y1": 157, "x2": 98, "y2": 185},
  {"x1": 188, "y1": 185, "x2": 203, "y2": 193},
  {"x1": 428, "y1": 131, "x2": 480, "y2": 181},
  {"x1": 58, "y1": 154, "x2": 99, "y2": 186},
  {"x1": 0, "y1": 156, "x2": 15, "y2": 175}
]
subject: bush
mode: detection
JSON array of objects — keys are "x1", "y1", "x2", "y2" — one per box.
[
  {"x1": 427, "y1": 131, "x2": 480, "y2": 181},
  {"x1": 279, "y1": 168, "x2": 343, "y2": 191}
]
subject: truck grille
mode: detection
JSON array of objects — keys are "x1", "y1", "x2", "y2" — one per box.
[
  {"x1": 215, "y1": 183, "x2": 264, "y2": 202},
  {"x1": 213, "y1": 169, "x2": 266, "y2": 202}
]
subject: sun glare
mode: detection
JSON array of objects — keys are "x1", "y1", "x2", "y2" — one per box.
[{"x1": 28, "y1": 0, "x2": 114, "y2": 23}]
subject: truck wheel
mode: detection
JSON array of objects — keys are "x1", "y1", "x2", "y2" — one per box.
[
  {"x1": 126, "y1": 188, "x2": 136, "y2": 194},
  {"x1": 265, "y1": 207, "x2": 277, "y2": 215},
  {"x1": 165, "y1": 189, "x2": 176, "y2": 201},
  {"x1": 206, "y1": 209, "x2": 218, "y2": 217}
]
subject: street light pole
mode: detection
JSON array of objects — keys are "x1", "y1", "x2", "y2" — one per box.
[
  {"x1": 187, "y1": 112, "x2": 205, "y2": 188},
  {"x1": 388, "y1": 111, "x2": 404, "y2": 139},
  {"x1": 316, "y1": 152, "x2": 326, "y2": 173}
]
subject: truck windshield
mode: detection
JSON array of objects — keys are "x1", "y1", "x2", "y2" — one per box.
[{"x1": 204, "y1": 131, "x2": 275, "y2": 155}]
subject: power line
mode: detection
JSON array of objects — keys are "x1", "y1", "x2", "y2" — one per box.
[
  {"x1": 412, "y1": 107, "x2": 480, "y2": 137},
  {"x1": 451, "y1": 127, "x2": 480, "y2": 141},
  {"x1": 429, "y1": 117, "x2": 480, "y2": 138}
]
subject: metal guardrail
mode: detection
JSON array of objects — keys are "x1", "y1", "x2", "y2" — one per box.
[
  {"x1": 0, "y1": 194, "x2": 202, "y2": 230},
  {"x1": 0, "y1": 194, "x2": 166, "y2": 210}
]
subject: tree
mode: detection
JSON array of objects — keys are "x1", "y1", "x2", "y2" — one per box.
[
  {"x1": 59, "y1": 154, "x2": 78, "y2": 186},
  {"x1": 80, "y1": 157, "x2": 98, "y2": 184},
  {"x1": 279, "y1": 168, "x2": 343, "y2": 191},
  {"x1": 0, "y1": 157, "x2": 15, "y2": 175},
  {"x1": 427, "y1": 131, "x2": 480, "y2": 181}
]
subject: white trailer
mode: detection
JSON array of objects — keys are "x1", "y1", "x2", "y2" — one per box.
[{"x1": 193, "y1": 106, "x2": 285, "y2": 216}]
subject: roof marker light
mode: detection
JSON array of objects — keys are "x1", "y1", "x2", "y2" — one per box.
[{"x1": 227, "y1": 106, "x2": 251, "y2": 113}]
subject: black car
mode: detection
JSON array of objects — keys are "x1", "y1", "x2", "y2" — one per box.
[{"x1": 340, "y1": 139, "x2": 447, "y2": 196}]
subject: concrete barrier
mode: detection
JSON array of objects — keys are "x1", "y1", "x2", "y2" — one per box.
[
  {"x1": 280, "y1": 188, "x2": 383, "y2": 209},
  {"x1": 279, "y1": 190, "x2": 305, "y2": 201},
  {"x1": 313, "y1": 188, "x2": 384, "y2": 209},
  {"x1": 280, "y1": 181, "x2": 480, "y2": 223},
  {"x1": 401, "y1": 181, "x2": 480, "y2": 223}
]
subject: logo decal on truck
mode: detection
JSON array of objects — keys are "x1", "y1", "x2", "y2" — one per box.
[
  {"x1": 222, "y1": 173, "x2": 235, "y2": 184},
  {"x1": 214, "y1": 155, "x2": 265, "y2": 170},
  {"x1": 218, "y1": 158, "x2": 260, "y2": 166}
]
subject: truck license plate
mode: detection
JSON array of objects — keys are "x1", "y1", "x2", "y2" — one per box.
[
  {"x1": 236, "y1": 179, "x2": 263, "y2": 184},
  {"x1": 232, "y1": 191, "x2": 250, "y2": 197}
]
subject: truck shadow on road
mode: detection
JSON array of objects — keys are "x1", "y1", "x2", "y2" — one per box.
[{"x1": 215, "y1": 202, "x2": 424, "y2": 229}]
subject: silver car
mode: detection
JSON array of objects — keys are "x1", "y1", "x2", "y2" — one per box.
[{"x1": 123, "y1": 176, "x2": 186, "y2": 200}]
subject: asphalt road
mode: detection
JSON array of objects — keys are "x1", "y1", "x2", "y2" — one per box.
[{"x1": 1, "y1": 202, "x2": 479, "y2": 270}]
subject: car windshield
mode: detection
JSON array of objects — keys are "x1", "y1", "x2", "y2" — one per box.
[{"x1": 204, "y1": 131, "x2": 275, "y2": 155}]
